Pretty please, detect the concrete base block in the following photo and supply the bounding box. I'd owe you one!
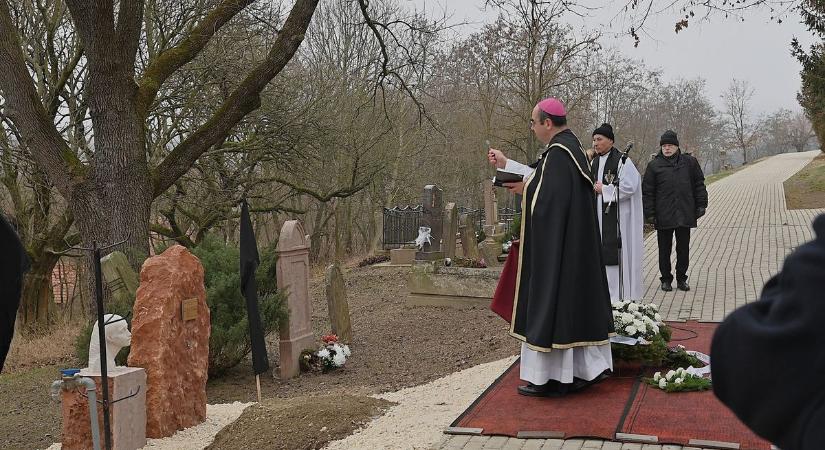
[61,367,147,450]
[390,248,416,265]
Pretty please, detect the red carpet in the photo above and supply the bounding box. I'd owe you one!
[451,321,772,449]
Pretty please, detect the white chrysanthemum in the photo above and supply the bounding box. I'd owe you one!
[342,345,351,357]
[653,372,661,381]
[332,350,346,367]
[676,367,685,375]
[674,378,684,385]
[665,370,677,381]
[317,349,330,359]
[625,325,637,336]
[628,303,639,312]
[658,378,667,389]
[622,312,635,322]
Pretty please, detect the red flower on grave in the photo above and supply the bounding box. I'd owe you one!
[322,334,339,344]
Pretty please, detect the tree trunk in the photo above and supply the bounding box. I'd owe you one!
[17,254,60,331]
[68,112,152,315]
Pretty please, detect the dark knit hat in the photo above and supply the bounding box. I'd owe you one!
[660,130,679,147]
[592,123,614,141]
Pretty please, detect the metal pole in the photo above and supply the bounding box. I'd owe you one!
[92,242,113,450]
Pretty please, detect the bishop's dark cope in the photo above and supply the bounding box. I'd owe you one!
[510,129,614,351]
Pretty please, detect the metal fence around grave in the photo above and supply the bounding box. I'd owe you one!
[382,205,521,249]
[498,207,518,235]
[382,206,422,249]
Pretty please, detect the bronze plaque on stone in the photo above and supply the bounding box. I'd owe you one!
[181,298,198,321]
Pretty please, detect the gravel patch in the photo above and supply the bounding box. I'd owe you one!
[323,356,517,450]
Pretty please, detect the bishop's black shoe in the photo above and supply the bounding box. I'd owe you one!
[517,380,562,397]
[571,370,612,392]
[661,281,673,292]
[677,280,691,291]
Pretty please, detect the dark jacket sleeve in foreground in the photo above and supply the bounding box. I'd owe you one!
[642,162,656,221]
[690,156,708,210]
[711,214,825,450]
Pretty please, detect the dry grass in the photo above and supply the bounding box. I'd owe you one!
[784,154,825,210]
[3,320,82,374]
[705,156,770,185]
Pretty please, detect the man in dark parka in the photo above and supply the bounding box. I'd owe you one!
[642,130,708,292]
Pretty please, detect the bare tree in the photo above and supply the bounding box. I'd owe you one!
[723,78,759,165]
[0,0,440,313]
[0,0,83,328]
[785,110,816,152]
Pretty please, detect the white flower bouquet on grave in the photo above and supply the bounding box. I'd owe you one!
[610,300,672,365]
[647,367,712,393]
[610,300,664,343]
[300,334,351,373]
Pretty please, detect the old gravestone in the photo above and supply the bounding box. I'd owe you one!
[127,245,210,439]
[325,263,352,343]
[275,220,315,379]
[101,251,139,305]
[459,215,481,261]
[443,202,458,260]
[415,185,444,261]
[483,180,499,235]
[478,237,503,268]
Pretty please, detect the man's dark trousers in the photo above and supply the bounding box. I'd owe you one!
[657,227,690,283]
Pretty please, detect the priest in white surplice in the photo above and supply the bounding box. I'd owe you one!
[590,123,644,301]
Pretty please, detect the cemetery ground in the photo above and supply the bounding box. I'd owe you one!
[0,264,519,450]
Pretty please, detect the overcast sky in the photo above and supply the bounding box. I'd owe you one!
[407,0,813,116]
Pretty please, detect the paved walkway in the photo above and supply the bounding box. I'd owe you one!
[436,151,824,450]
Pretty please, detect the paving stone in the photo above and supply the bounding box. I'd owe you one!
[540,438,565,450]
[582,439,605,449]
[561,439,585,450]
[484,436,511,449]
[619,444,642,450]
[502,437,526,450]
[521,440,545,450]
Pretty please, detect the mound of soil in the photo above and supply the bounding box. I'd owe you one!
[206,395,394,450]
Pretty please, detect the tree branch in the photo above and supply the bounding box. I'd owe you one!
[116,0,145,69]
[150,222,197,247]
[151,0,320,198]
[0,0,86,194]
[136,0,255,116]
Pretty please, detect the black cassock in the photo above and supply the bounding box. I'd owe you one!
[711,213,825,450]
[509,129,614,351]
[590,147,621,266]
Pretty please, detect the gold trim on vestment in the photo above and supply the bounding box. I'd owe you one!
[508,155,542,334]
[508,332,618,353]
[550,142,594,187]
